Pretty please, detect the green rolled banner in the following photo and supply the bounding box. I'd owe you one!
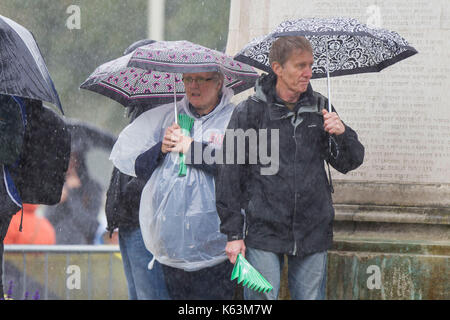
[177,114,194,177]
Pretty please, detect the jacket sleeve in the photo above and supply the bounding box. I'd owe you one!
[134,141,167,181]
[326,118,365,174]
[185,141,218,176]
[215,102,247,241]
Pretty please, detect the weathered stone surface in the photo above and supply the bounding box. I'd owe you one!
[327,238,449,300]
[332,181,450,207]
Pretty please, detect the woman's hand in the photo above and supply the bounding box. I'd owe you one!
[161,122,193,154]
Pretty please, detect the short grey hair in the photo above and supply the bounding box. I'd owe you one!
[269,36,313,66]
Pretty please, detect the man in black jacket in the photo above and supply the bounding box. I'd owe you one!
[216,36,364,300]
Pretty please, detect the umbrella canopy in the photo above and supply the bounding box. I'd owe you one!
[64,117,116,189]
[80,52,186,108]
[81,40,259,110]
[234,17,418,78]
[123,39,156,55]
[64,117,116,153]
[128,40,259,94]
[0,15,63,113]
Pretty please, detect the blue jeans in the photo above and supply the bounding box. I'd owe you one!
[244,247,327,300]
[118,227,170,300]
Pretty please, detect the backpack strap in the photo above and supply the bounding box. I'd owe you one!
[245,93,334,193]
[246,96,265,129]
[313,92,335,193]
[12,96,27,127]
[7,97,28,231]
[313,91,327,113]
[2,165,22,208]
[2,97,27,230]
[236,96,265,215]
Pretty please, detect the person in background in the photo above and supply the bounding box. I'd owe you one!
[45,152,103,245]
[4,204,55,245]
[44,117,115,245]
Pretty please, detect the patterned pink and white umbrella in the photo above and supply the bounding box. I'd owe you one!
[80,52,185,108]
[81,41,258,109]
[128,40,259,94]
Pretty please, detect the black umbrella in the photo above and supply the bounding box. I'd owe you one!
[64,117,116,189]
[64,118,116,153]
[0,15,63,114]
[234,17,418,112]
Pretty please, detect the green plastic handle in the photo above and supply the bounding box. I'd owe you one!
[178,128,191,177]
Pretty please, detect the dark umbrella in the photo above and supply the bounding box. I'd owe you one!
[234,17,418,112]
[64,118,116,153]
[0,15,63,114]
[64,118,116,190]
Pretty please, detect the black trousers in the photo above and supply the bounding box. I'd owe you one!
[0,214,12,299]
[162,259,236,300]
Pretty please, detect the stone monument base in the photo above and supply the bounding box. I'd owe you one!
[277,181,450,300]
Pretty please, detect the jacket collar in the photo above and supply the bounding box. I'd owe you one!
[253,73,318,121]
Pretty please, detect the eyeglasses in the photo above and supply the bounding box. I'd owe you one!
[182,76,217,85]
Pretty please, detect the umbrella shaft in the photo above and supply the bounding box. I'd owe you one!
[174,77,178,124]
[326,44,332,113]
[325,43,332,153]
[327,70,332,113]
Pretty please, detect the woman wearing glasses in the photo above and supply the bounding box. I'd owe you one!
[110,71,236,299]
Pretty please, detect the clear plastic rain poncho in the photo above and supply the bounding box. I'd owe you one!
[110,87,234,271]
